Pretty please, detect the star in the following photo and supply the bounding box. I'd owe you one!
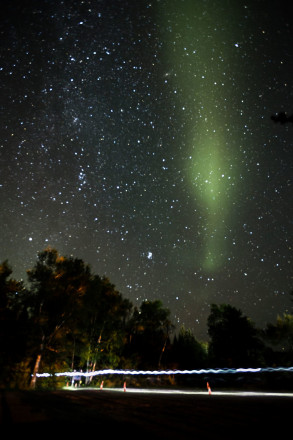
[0,0,292,339]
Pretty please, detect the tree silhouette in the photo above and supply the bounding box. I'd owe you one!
[79,275,132,374]
[0,260,28,387]
[125,300,174,368]
[27,248,92,388]
[264,314,293,366]
[25,248,134,387]
[207,304,264,367]
[1,247,293,390]
[171,326,207,369]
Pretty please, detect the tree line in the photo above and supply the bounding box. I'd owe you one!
[0,248,292,390]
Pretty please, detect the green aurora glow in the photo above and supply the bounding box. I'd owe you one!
[158,1,244,271]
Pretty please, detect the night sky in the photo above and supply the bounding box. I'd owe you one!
[1,0,292,339]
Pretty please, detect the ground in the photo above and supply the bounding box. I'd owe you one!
[1,388,292,438]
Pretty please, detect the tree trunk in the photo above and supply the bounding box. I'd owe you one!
[30,353,42,389]
[158,338,167,368]
[71,337,76,370]
[30,336,45,389]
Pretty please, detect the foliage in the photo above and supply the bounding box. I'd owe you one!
[171,326,207,369]
[0,260,29,388]
[207,304,265,367]
[0,249,291,389]
[123,300,174,368]
[263,314,293,366]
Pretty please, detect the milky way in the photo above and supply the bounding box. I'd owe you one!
[1,0,292,338]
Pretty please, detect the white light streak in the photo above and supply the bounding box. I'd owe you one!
[36,366,293,378]
[91,388,293,398]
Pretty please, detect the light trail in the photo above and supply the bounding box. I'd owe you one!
[36,366,293,378]
[64,387,293,398]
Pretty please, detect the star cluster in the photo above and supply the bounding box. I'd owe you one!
[1,0,292,338]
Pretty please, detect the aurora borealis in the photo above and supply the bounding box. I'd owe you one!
[159,1,258,271]
[1,0,292,338]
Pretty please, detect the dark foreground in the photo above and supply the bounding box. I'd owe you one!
[1,388,293,439]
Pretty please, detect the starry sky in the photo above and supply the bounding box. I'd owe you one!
[1,0,292,339]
